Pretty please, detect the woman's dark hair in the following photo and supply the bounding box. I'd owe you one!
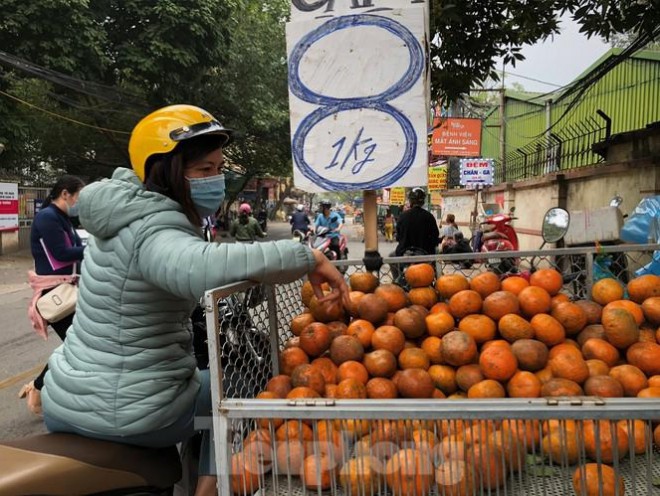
[145,134,225,226]
[446,214,456,224]
[42,175,85,208]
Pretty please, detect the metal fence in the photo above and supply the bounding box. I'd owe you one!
[17,186,49,250]
[203,244,660,496]
[494,112,610,184]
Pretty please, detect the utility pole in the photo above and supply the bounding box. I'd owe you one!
[499,61,506,182]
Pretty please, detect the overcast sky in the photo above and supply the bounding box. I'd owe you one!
[499,14,612,93]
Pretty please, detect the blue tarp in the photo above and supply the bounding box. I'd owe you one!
[621,195,660,276]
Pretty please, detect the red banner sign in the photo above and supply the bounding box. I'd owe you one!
[0,182,19,232]
[432,118,482,157]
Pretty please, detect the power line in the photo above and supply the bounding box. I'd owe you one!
[475,29,660,140]
[523,25,660,138]
[0,50,147,109]
[496,70,563,88]
[0,89,131,135]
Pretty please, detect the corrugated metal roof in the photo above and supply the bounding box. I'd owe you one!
[477,46,660,177]
[478,48,660,118]
[504,90,547,104]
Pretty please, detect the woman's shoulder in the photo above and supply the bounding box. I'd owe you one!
[34,204,61,225]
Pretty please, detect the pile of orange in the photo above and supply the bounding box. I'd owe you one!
[230,266,660,495]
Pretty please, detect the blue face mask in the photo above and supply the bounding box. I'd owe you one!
[186,174,226,218]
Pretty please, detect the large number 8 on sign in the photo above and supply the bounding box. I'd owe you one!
[289,14,425,191]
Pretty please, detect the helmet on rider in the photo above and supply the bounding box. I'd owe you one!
[320,200,332,210]
[296,204,304,212]
[408,187,426,206]
[128,104,233,182]
[239,203,252,215]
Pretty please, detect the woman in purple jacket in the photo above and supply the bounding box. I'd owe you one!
[19,175,85,414]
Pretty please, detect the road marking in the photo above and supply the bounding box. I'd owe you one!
[0,365,43,391]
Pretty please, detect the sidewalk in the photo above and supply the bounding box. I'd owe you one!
[0,250,32,294]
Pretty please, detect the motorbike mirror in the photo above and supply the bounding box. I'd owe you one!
[541,207,570,244]
[609,195,623,208]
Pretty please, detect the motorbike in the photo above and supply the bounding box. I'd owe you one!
[256,210,268,232]
[1,285,268,496]
[462,207,570,281]
[309,226,349,264]
[561,195,630,298]
[471,208,520,274]
[292,228,311,244]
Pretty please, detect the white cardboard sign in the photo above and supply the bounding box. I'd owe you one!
[459,158,495,189]
[0,182,19,232]
[290,0,428,21]
[286,3,430,192]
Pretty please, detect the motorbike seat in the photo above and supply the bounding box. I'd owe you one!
[482,231,508,241]
[0,433,181,495]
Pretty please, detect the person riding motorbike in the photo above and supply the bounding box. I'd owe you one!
[38,104,349,496]
[394,188,440,256]
[390,188,439,283]
[256,208,268,232]
[290,204,311,236]
[230,203,266,242]
[315,200,344,260]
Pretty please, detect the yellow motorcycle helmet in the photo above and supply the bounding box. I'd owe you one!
[128,104,233,181]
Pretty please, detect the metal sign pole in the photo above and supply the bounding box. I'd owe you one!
[362,190,382,272]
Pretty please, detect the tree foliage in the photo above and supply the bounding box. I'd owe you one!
[1,0,658,185]
[202,0,292,181]
[431,0,660,101]
[610,33,660,51]
[0,0,288,184]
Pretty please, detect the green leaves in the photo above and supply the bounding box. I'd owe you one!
[429,0,660,102]
[2,0,658,183]
[0,0,294,183]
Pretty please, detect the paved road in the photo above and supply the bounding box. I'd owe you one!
[0,253,57,440]
[0,219,383,441]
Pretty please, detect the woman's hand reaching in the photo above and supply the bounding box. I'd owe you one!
[307,249,350,308]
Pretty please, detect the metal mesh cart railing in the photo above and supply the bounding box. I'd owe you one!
[203,244,660,496]
[215,399,660,496]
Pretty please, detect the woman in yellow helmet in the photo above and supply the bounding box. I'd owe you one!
[40,105,349,495]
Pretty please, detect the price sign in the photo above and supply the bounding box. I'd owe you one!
[390,187,406,206]
[459,158,494,188]
[287,2,430,192]
[432,118,482,157]
[427,165,447,191]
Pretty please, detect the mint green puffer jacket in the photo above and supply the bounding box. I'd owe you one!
[42,168,315,437]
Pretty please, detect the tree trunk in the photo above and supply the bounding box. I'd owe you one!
[270,180,294,220]
[220,174,252,230]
